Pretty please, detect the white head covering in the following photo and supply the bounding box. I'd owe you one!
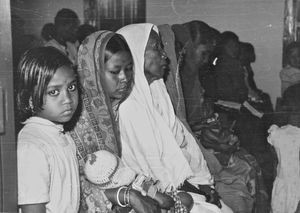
[117,23,212,192]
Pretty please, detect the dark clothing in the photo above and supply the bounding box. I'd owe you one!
[215,55,248,103]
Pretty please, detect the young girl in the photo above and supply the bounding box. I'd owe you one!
[268,83,300,213]
[16,46,80,213]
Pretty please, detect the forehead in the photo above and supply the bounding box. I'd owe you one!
[48,65,76,86]
[106,51,132,65]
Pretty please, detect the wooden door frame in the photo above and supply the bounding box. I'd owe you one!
[0,0,18,211]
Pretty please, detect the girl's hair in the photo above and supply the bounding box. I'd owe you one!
[104,34,131,63]
[16,46,73,121]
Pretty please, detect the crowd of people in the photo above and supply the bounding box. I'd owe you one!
[14,7,300,213]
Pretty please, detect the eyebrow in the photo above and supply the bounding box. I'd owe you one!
[47,79,77,89]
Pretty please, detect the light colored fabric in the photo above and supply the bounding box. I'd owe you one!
[280,65,300,95]
[69,31,122,213]
[117,23,233,213]
[117,23,193,192]
[268,124,300,213]
[150,79,213,186]
[18,116,80,213]
[45,39,79,65]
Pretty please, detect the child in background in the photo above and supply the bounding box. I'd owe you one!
[41,23,55,43]
[268,83,300,213]
[16,46,80,213]
[280,41,300,95]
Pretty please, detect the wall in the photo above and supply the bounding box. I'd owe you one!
[11,0,284,105]
[11,0,83,37]
[147,0,284,106]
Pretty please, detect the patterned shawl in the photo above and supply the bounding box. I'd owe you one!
[70,31,121,162]
[69,31,123,212]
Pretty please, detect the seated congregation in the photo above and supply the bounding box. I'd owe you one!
[15,7,300,213]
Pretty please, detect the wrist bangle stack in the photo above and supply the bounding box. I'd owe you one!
[116,186,131,207]
[124,187,131,207]
[116,186,127,207]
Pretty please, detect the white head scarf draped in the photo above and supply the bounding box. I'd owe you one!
[117,23,213,191]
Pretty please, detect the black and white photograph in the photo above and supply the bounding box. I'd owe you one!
[1,0,299,212]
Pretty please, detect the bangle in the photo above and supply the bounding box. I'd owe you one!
[124,187,131,207]
[116,186,127,207]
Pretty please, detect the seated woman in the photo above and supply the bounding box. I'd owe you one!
[163,23,269,213]
[69,31,163,213]
[239,41,273,114]
[212,31,275,196]
[117,23,234,213]
[214,31,248,103]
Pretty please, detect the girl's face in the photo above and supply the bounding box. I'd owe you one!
[36,65,79,124]
[102,50,133,99]
[288,47,300,68]
[144,30,168,84]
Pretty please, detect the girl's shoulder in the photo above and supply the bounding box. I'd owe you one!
[18,117,60,150]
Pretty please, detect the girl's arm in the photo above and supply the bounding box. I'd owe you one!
[20,203,46,213]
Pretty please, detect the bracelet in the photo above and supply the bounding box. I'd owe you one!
[124,187,131,207]
[116,186,127,207]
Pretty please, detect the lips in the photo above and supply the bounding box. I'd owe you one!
[118,83,128,91]
[62,108,73,116]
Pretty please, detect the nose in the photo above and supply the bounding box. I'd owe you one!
[119,69,127,82]
[62,90,72,104]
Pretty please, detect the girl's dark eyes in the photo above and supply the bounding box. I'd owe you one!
[68,83,77,91]
[47,83,77,96]
[48,90,59,96]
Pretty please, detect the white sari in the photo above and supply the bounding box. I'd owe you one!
[117,23,232,213]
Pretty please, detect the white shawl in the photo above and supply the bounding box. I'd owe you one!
[117,23,212,192]
[150,79,213,186]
